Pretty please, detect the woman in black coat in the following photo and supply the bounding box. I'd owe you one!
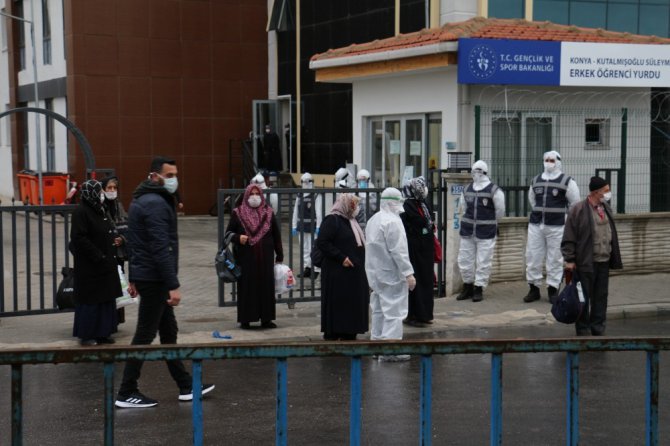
[317,193,369,340]
[71,180,122,345]
[401,177,435,327]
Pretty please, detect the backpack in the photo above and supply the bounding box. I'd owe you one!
[551,271,585,324]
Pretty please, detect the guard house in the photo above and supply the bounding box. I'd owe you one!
[309,17,670,215]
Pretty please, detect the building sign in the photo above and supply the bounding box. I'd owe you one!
[458,38,560,85]
[458,38,670,87]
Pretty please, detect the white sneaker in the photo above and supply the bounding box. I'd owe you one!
[378,355,411,362]
[178,383,216,401]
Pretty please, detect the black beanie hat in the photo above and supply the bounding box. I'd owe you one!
[589,176,608,192]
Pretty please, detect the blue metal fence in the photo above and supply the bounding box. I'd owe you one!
[1,337,667,446]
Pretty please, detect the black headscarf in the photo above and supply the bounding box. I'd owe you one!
[80,180,104,213]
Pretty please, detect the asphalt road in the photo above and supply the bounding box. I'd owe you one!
[1,316,669,445]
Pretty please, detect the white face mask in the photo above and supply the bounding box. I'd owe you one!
[302,181,313,189]
[601,191,612,203]
[352,205,360,217]
[248,195,262,208]
[104,191,117,200]
[472,172,485,183]
[157,174,178,194]
[544,161,557,173]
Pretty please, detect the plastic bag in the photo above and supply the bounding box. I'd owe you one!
[56,266,75,310]
[274,264,295,295]
[116,265,138,309]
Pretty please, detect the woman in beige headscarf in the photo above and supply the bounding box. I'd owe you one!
[316,193,369,340]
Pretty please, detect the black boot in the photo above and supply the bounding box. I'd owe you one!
[547,286,558,303]
[523,284,541,303]
[456,283,474,301]
[299,267,312,278]
[472,286,483,302]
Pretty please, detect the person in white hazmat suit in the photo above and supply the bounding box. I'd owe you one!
[365,187,416,362]
[292,172,323,279]
[456,161,505,302]
[250,173,278,213]
[355,169,377,229]
[523,150,580,303]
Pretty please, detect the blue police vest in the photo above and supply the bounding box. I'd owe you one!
[459,182,499,239]
[297,194,316,232]
[529,173,571,226]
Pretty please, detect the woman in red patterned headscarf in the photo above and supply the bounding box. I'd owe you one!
[226,184,284,329]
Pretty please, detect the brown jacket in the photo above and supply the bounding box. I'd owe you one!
[561,199,623,273]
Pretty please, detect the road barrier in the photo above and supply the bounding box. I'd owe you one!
[1,336,667,445]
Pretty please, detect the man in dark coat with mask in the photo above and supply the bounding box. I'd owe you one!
[561,176,623,336]
[115,156,215,408]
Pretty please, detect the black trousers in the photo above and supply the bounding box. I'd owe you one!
[118,281,191,396]
[576,261,610,335]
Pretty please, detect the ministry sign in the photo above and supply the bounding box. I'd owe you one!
[458,38,670,87]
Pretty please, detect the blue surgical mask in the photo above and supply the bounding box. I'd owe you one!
[358,180,368,189]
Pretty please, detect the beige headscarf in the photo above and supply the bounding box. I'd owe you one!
[330,193,365,247]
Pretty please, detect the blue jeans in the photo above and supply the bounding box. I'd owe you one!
[118,281,191,396]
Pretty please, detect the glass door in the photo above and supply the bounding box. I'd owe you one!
[368,115,427,187]
[252,100,280,169]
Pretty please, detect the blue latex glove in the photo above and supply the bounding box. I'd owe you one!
[212,331,232,339]
[292,228,298,236]
[315,227,320,236]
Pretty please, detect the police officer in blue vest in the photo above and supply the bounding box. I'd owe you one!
[456,160,505,302]
[292,172,323,279]
[523,150,580,303]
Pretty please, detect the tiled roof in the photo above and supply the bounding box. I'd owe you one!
[311,16,670,62]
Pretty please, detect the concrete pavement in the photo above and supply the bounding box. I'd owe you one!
[1,216,668,349]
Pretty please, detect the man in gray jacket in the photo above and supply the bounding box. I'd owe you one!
[561,176,622,336]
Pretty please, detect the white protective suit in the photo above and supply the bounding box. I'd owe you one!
[292,173,322,270]
[525,151,580,289]
[365,188,415,341]
[251,173,278,213]
[457,161,505,288]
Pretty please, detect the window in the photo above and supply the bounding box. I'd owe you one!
[41,0,51,64]
[585,118,610,150]
[45,98,54,170]
[1,8,7,51]
[15,0,25,70]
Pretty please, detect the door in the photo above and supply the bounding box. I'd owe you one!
[369,115,426,187]
[252,100,281,169]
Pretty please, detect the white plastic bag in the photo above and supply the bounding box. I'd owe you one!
[116,265,138,308]
[274,264,295,295]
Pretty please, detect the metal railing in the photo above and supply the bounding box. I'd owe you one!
[0,201,75,316]
[1,337,666,446]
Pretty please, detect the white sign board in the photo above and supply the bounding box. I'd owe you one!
[561,42,670,87]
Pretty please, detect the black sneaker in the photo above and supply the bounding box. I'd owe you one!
[115,392,158,408]
[178,383,216,402]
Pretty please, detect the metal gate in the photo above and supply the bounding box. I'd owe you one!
[0,201,74,316]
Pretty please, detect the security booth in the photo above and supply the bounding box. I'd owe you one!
[310,17,670,295]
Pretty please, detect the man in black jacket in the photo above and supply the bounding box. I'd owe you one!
[115,156,214,408]
[561,176,623,336]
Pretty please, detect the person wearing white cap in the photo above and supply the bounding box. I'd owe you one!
[523,150,580,303]
[335,167,354,189]
[250,173,278,213]
[355,168,377,229]
[365,187,415,362]
[456,161,505,302]
[292,172,322,279]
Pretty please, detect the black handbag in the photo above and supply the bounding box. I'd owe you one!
[56,266,76,310]
[551,271,585,324]
[216,232,242,283]
[310,243,324,268]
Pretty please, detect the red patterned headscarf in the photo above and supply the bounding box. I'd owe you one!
[233,184,274,246]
